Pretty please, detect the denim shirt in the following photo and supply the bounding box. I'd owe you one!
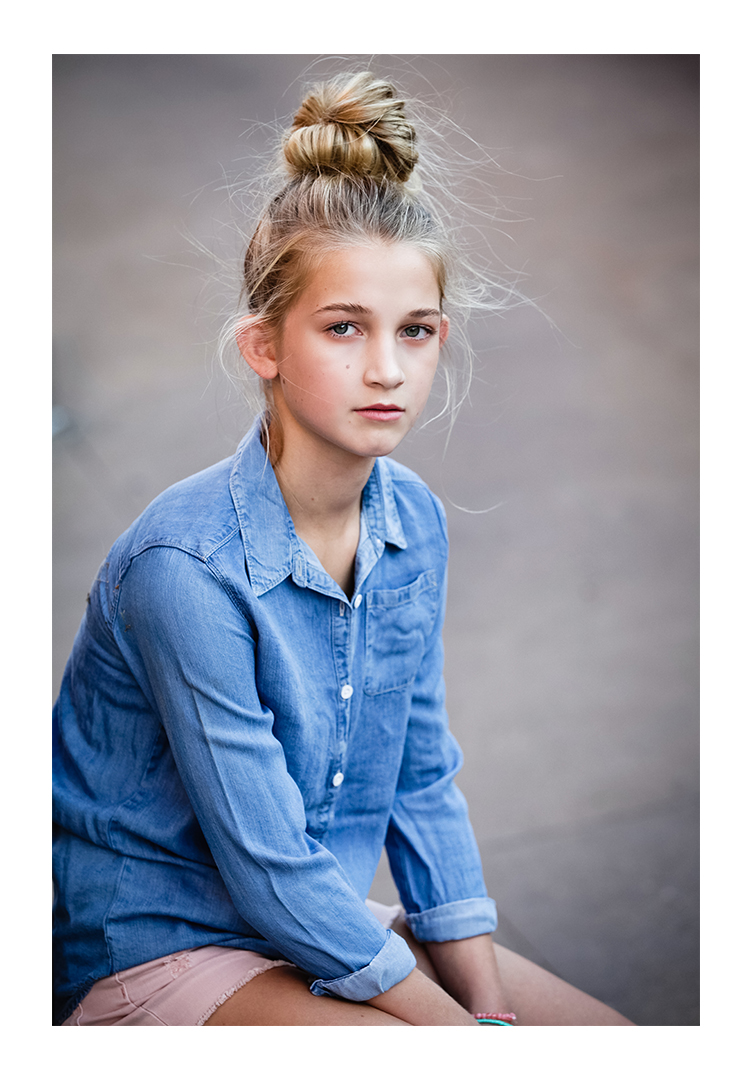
[53,420,497,1024]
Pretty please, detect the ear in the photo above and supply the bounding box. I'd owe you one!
[439,313,450,348]
[236,316,279,380]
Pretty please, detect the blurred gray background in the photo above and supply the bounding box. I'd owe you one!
[53,54,699,1025]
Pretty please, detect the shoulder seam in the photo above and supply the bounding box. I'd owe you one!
[117,534,250,624]
[125,523,242,565]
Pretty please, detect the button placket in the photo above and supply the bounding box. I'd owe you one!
[329,595,355,804]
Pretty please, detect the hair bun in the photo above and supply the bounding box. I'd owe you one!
[283,72,419,184]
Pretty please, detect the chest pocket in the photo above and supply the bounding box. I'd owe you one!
[364,569,440,695]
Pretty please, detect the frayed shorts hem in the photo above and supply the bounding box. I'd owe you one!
[195,958,295,1026]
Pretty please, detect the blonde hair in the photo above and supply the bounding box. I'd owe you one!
[221,70,518,438]
[241,73,448,326]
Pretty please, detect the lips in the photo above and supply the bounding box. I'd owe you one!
[354,404,405,422]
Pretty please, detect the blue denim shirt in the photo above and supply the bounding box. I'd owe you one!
[53,420,497,1024]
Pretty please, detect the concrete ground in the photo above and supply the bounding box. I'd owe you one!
[53,55,699,1026]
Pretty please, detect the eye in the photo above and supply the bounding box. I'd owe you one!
[328,322,356,337]
[402,325,433,340]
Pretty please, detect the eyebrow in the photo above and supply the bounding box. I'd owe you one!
[313,303,442,319]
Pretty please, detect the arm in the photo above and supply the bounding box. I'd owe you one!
[368,967,478,1026]
[381,517,503,1012]
[425,935,510,1016]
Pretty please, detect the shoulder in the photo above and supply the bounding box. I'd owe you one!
[81,453,247,637]
[118,454,241,565]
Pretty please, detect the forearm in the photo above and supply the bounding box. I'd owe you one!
[367,967,477,1026]
[425,933,511,1016]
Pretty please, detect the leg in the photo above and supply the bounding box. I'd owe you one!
[489,942,634,1026]
[390,915,633,1026]
[203,964,409,1026]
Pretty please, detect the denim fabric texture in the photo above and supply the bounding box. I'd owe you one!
[53,419,497,1024]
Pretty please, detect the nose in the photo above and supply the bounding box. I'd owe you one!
[364,334,405,389]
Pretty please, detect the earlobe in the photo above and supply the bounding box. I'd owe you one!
[236,316,278,380]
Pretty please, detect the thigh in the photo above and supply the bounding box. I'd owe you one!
[205,899,411,1026]
[203,964,409,1026]
[490,943,634,1026]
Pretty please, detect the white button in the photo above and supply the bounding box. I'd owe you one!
[340,684,353,699]
[332,772,344,787]
[353,594,362,608]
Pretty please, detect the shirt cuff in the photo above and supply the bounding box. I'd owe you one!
[404,896,498,942]
[309,929,416,1001]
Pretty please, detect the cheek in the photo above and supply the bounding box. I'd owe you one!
[279,358,343,415]
[416,356,439,399]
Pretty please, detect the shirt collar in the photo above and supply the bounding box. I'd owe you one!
[229,418,407,598]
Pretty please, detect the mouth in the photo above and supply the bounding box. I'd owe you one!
[354,403,405,422]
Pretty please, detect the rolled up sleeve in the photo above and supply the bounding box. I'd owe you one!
[309,929,415,1000]
[404,897,498,942]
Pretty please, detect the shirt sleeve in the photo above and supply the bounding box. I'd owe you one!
[384,538,498,943]
[113,544,416,1001]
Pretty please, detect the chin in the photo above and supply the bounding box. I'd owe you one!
[361,434,405,458]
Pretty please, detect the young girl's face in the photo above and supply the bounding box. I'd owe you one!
[265,242,449,465]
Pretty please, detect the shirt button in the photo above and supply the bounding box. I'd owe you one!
[332,772,344,787]
[340,684,353,699]
[353,594,363,609]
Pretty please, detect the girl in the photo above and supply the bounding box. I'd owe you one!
[53,71,633,1027]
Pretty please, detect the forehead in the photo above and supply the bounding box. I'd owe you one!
[299,243,441,309]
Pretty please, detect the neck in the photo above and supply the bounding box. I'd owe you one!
[266,421,374,596]
[272,425,373,525]
[274,451,372,534]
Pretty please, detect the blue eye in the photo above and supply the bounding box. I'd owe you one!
[331,322,351,336]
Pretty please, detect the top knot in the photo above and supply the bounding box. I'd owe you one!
[283,72,419,184]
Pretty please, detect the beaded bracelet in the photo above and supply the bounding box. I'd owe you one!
[474,1012,517,1026]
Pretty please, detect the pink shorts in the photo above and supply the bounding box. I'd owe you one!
[62,899,403,1026]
